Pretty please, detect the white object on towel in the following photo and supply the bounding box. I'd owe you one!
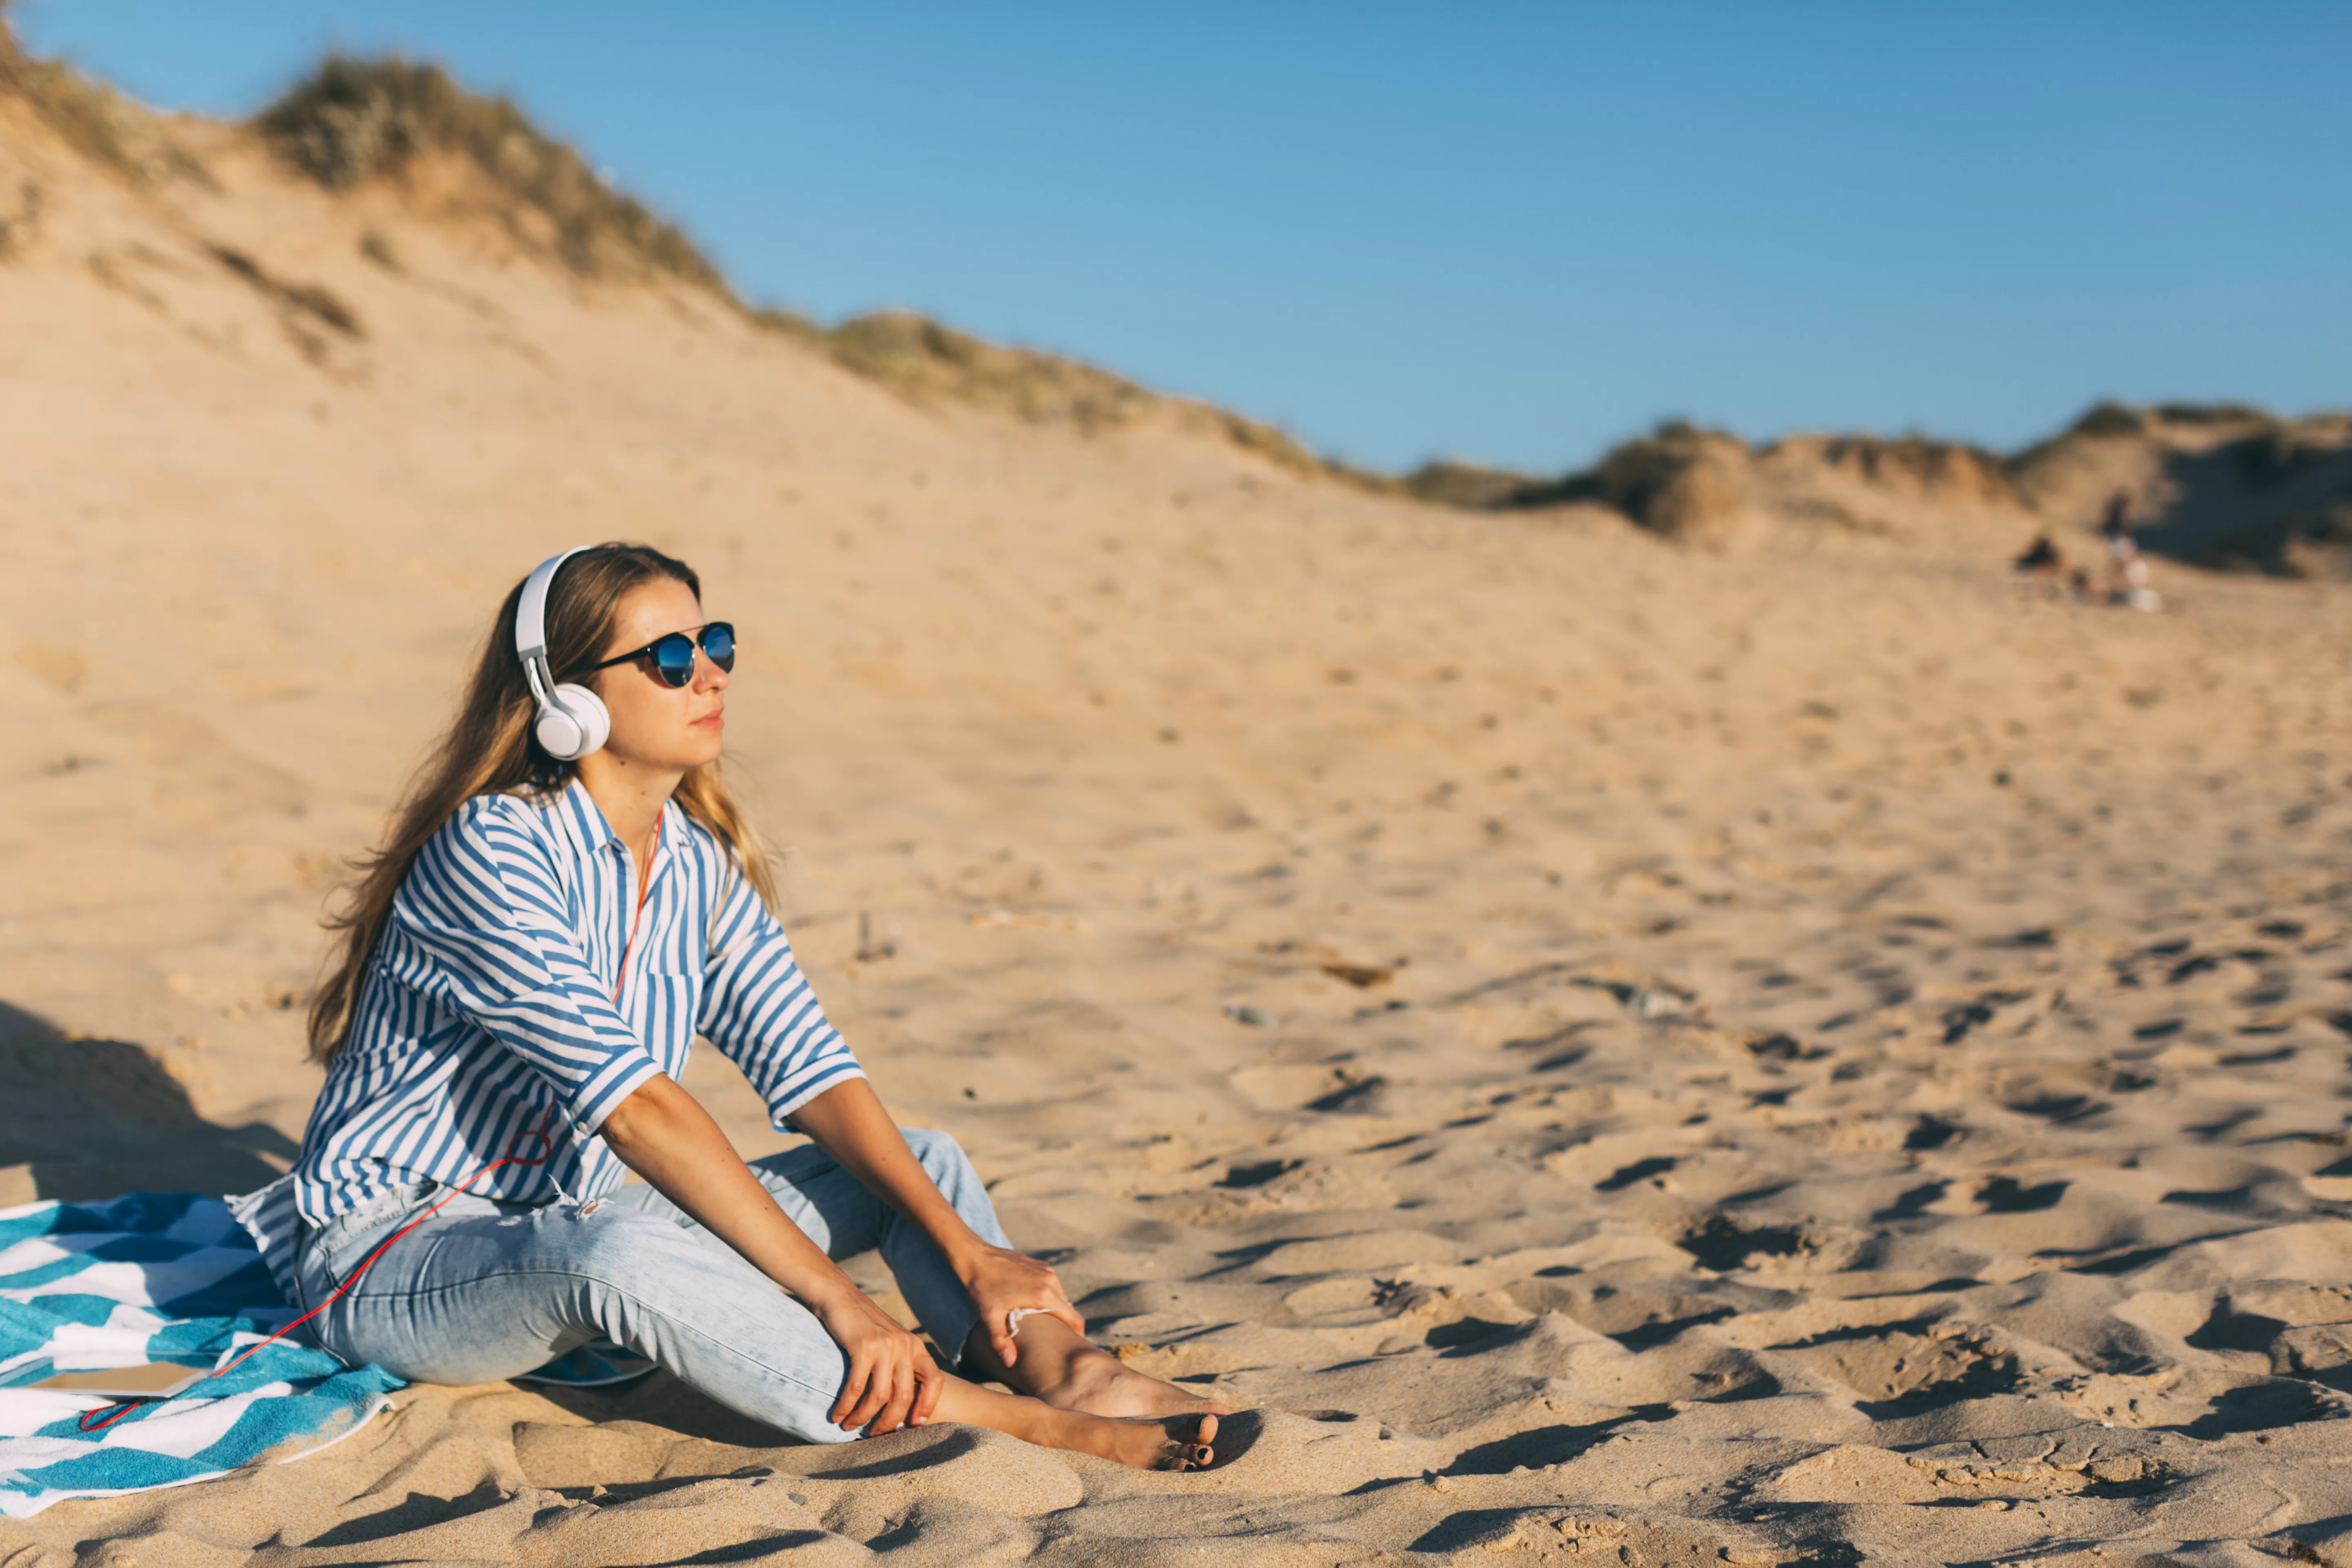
[49,1323,165,1372]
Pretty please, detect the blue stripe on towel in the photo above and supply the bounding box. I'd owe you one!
[0,1192,401,1520]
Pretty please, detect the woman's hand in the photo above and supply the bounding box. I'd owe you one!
[958,1244,1085,1368]
[782,1082,1083,1370]
[811,1286,944,1435]
[604,1075,946,1432]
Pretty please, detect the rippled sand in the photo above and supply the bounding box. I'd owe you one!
[5,101,2352,1565]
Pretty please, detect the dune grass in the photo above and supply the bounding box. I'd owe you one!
[247,52,1377,485]
[1400,460,1542,510]
[1501,419,1726,519]
[254,55,720,289]
[0,7,209,187]
[803,308,1375,486]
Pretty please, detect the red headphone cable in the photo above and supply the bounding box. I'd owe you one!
[76,1108,558,1434]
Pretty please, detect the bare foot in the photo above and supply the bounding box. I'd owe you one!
[922,1366,1219,1472]
[1051,1409,1218,1472]
[1035,1347,1237,1420]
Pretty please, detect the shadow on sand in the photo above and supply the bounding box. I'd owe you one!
[2132,430,2352,574]
[0,998,294,1203]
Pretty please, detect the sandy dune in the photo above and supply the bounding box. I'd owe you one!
[5,58,2352,1568]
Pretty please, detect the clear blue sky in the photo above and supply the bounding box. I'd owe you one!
[15,2,2348,474]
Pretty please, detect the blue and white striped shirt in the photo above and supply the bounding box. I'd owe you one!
[287,780,862,1231]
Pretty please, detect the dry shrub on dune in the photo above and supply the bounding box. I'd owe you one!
[248,50,1363,486]
[817,307,1351,483]
[1399,459,1537,510]
[0,6,209,187]
[825,308,1164,431]
[1506,419,1752,541]
[254,54,719,287]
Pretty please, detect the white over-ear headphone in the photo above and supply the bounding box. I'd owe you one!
[516,548,611,762]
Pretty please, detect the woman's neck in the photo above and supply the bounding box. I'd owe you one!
[572,753,680,885]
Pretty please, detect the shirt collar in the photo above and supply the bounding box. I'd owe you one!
[559,775,676,858]
[555,776,618,853]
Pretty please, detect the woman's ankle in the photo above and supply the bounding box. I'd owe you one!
[1028,1401,1095,1452]
[960,1319,1103,1399]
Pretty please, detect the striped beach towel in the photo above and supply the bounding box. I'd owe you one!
[0,1191,400,1519]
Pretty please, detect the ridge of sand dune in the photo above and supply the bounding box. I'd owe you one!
[7,33,2352,1568]
[1419,406,2352,573]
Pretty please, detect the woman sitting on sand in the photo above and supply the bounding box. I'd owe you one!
[268,542,1222,1470]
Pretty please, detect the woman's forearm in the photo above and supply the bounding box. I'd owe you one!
[790,1078,1084,1368]
[598,1072,865,1308]
[604,1073,948,1433]
[789,1079,990,1277]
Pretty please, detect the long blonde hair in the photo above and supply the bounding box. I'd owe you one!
[307,542,778,1063]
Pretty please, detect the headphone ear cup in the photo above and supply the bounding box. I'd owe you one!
[538,683,610,761]
[535,702,585,761]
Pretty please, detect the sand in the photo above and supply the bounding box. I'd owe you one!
[5,84,2352,1568]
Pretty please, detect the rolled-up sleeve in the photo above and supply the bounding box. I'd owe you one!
[698,865,864,1127]
[391,799,664,1134]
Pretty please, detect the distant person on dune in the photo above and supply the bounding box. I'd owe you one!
[2100,490,2160,611]
[2011,533,2066,594]
[234,543,1225,1472]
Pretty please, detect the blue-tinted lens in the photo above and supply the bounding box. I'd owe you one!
[650,633,698,687]
[701,622,735,672]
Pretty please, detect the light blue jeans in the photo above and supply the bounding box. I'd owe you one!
[294,1129,1009,1444]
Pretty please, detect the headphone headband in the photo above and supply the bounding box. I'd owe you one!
[514,547,612,761]
[516,546,590,665]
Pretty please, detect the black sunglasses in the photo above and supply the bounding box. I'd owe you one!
[584,622,736,688]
